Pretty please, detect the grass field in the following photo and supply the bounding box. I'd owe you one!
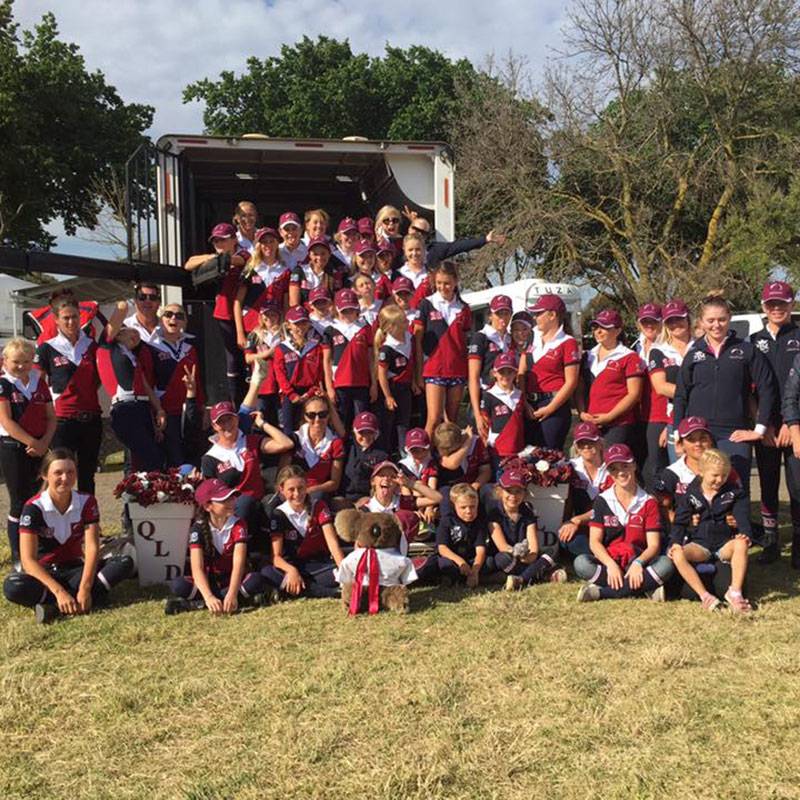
[2,471,800,799]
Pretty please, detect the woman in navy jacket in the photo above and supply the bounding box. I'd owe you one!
[673,294,776,497]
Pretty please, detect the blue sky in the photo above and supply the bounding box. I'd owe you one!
[14,0,569,259]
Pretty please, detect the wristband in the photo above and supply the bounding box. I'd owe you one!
[754,424,767,436]
[633,557,647,568]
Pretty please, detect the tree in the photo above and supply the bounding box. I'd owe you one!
[0,1,153,249]
[183,36,478,142]
[452,0,800,312]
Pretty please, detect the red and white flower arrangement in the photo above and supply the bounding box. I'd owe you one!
[500,447,575,487]
[113,469,202,507]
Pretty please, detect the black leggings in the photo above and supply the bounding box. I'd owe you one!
[110,401,161,472]
[3,555,134,608]
[217,319,246,403]
[261,558,339,598]
[527,399,572,451]
[0,439,42,562]
[168,570,266,600]
[493,550,557,584]
[335,386,370,433]
[642,422,668,493]
[379,383,413,455]
[52,416,102,494]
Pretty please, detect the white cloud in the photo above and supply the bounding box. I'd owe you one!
[13,0,568,255]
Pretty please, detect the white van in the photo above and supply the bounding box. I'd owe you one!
[730,312,800,340]
[461,278,583,332]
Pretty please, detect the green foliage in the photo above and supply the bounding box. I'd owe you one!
[183,36,478,142]
[0,1,153,249]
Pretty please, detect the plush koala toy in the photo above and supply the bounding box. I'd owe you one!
[334,509,417,615]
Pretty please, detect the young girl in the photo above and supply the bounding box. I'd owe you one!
[0,338,56,562]
[273,306,324,431]
[233,200,258,253]
[166,478,269,615]
[288,237,342,307]
[358,216,376,244]
[308,287,335,339]
[633,303,665,490]
[184,222,250,403]
[354,273,383,328]
[363,461,442,551]
[244,302,283,425]
[303,208,330,244]
[376,239,396,282]
[576,444,673,602]
[673,293,776,495]
[521,295,581,450]
[414,261,471,438]
[147,303,204,467]
[468,294,512,438]
[510,311,534,359]
[351,240,392,301]
[374,205,404,266]
[33,295,102,495]
[490,469,567,590]
[3,449,133,622]
[480,353,528,470]
[262,465,344,598]
[332,217,358,268]
[577,309,645,448]
[390,276,418,327]
[559,421,611,560]
[397,233,431,309]
[434,422,492,497]
[97,301,166,472]
[233,227,289,350]
[322,288,377,432]
[669,449,752,612]
[376,304,418,455]
[278,211,308,270]
[649,300,694,464]
[289,394,345,499]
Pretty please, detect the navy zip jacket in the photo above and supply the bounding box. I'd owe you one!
[673,332,776,430]
[750,322,800,426]
[670,475,751,551]
[425,236,488,271]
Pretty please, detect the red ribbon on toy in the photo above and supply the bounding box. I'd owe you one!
[348,547,380,616]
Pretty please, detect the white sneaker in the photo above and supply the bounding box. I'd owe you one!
[504,575,523,592]
[650,585,666,603]
[577,584,601,603]
[549,568,568,584]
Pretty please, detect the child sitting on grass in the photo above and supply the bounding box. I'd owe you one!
[668,449,752,613]
[166,478,269,615]
[489,469,567,591]
[435,483,489,588]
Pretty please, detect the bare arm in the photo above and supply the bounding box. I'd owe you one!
[322,521,345,567]
[650,371,676,399]
[223,542,248,613]
[76,523,100,613]
[258,419,294,455]
[105,300,129,342]
[490,521,511,554]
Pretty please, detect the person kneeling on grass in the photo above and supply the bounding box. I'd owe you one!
[576,444,674,603]
[489,469,567,591]
[3,448,133,623]
[668,449,752,613]
[165,479,270,616]
[434,482,489,588]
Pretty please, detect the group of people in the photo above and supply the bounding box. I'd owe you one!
[2,197,799,622]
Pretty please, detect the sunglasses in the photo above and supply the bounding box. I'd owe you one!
[410,226,430,236]
[383,217,400,224]
[162,310,186,321]
[137,292,159,302]
[305,410,329,420]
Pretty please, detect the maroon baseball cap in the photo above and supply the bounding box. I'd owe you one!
[358,217,375,235]
[353,412,379,432]
[307,236,332,252]
[285,306,310,324]
[489,295,513,313]
[529,294,566,315]
[376,238,394,255]
[210,401,237,424]
[208,223,236,242]
[604,443,635,466]
[258,300,281,316]
[677,416,711,439]
[308,286,331,305]
[637,303,662,322]
[337,217,358,234]
[371,460,400,479]
[405,428,431,450]
[334,288,359,311]
[493,353,518,372]
[761,281,795,303]
[511,310,534,328]
[662,300,689,320]
[279,212,301,229]
[591,309,623,329]
[354,239,376,255]
[195,478,238,505]
[499,469,527,489]
[573,421,601,442]
[392,276,414,294]
[255,226,279,243]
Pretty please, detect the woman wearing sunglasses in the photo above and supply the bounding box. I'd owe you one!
[374,205,404,268]
[147,304,205,467]
[289,394,345,501]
